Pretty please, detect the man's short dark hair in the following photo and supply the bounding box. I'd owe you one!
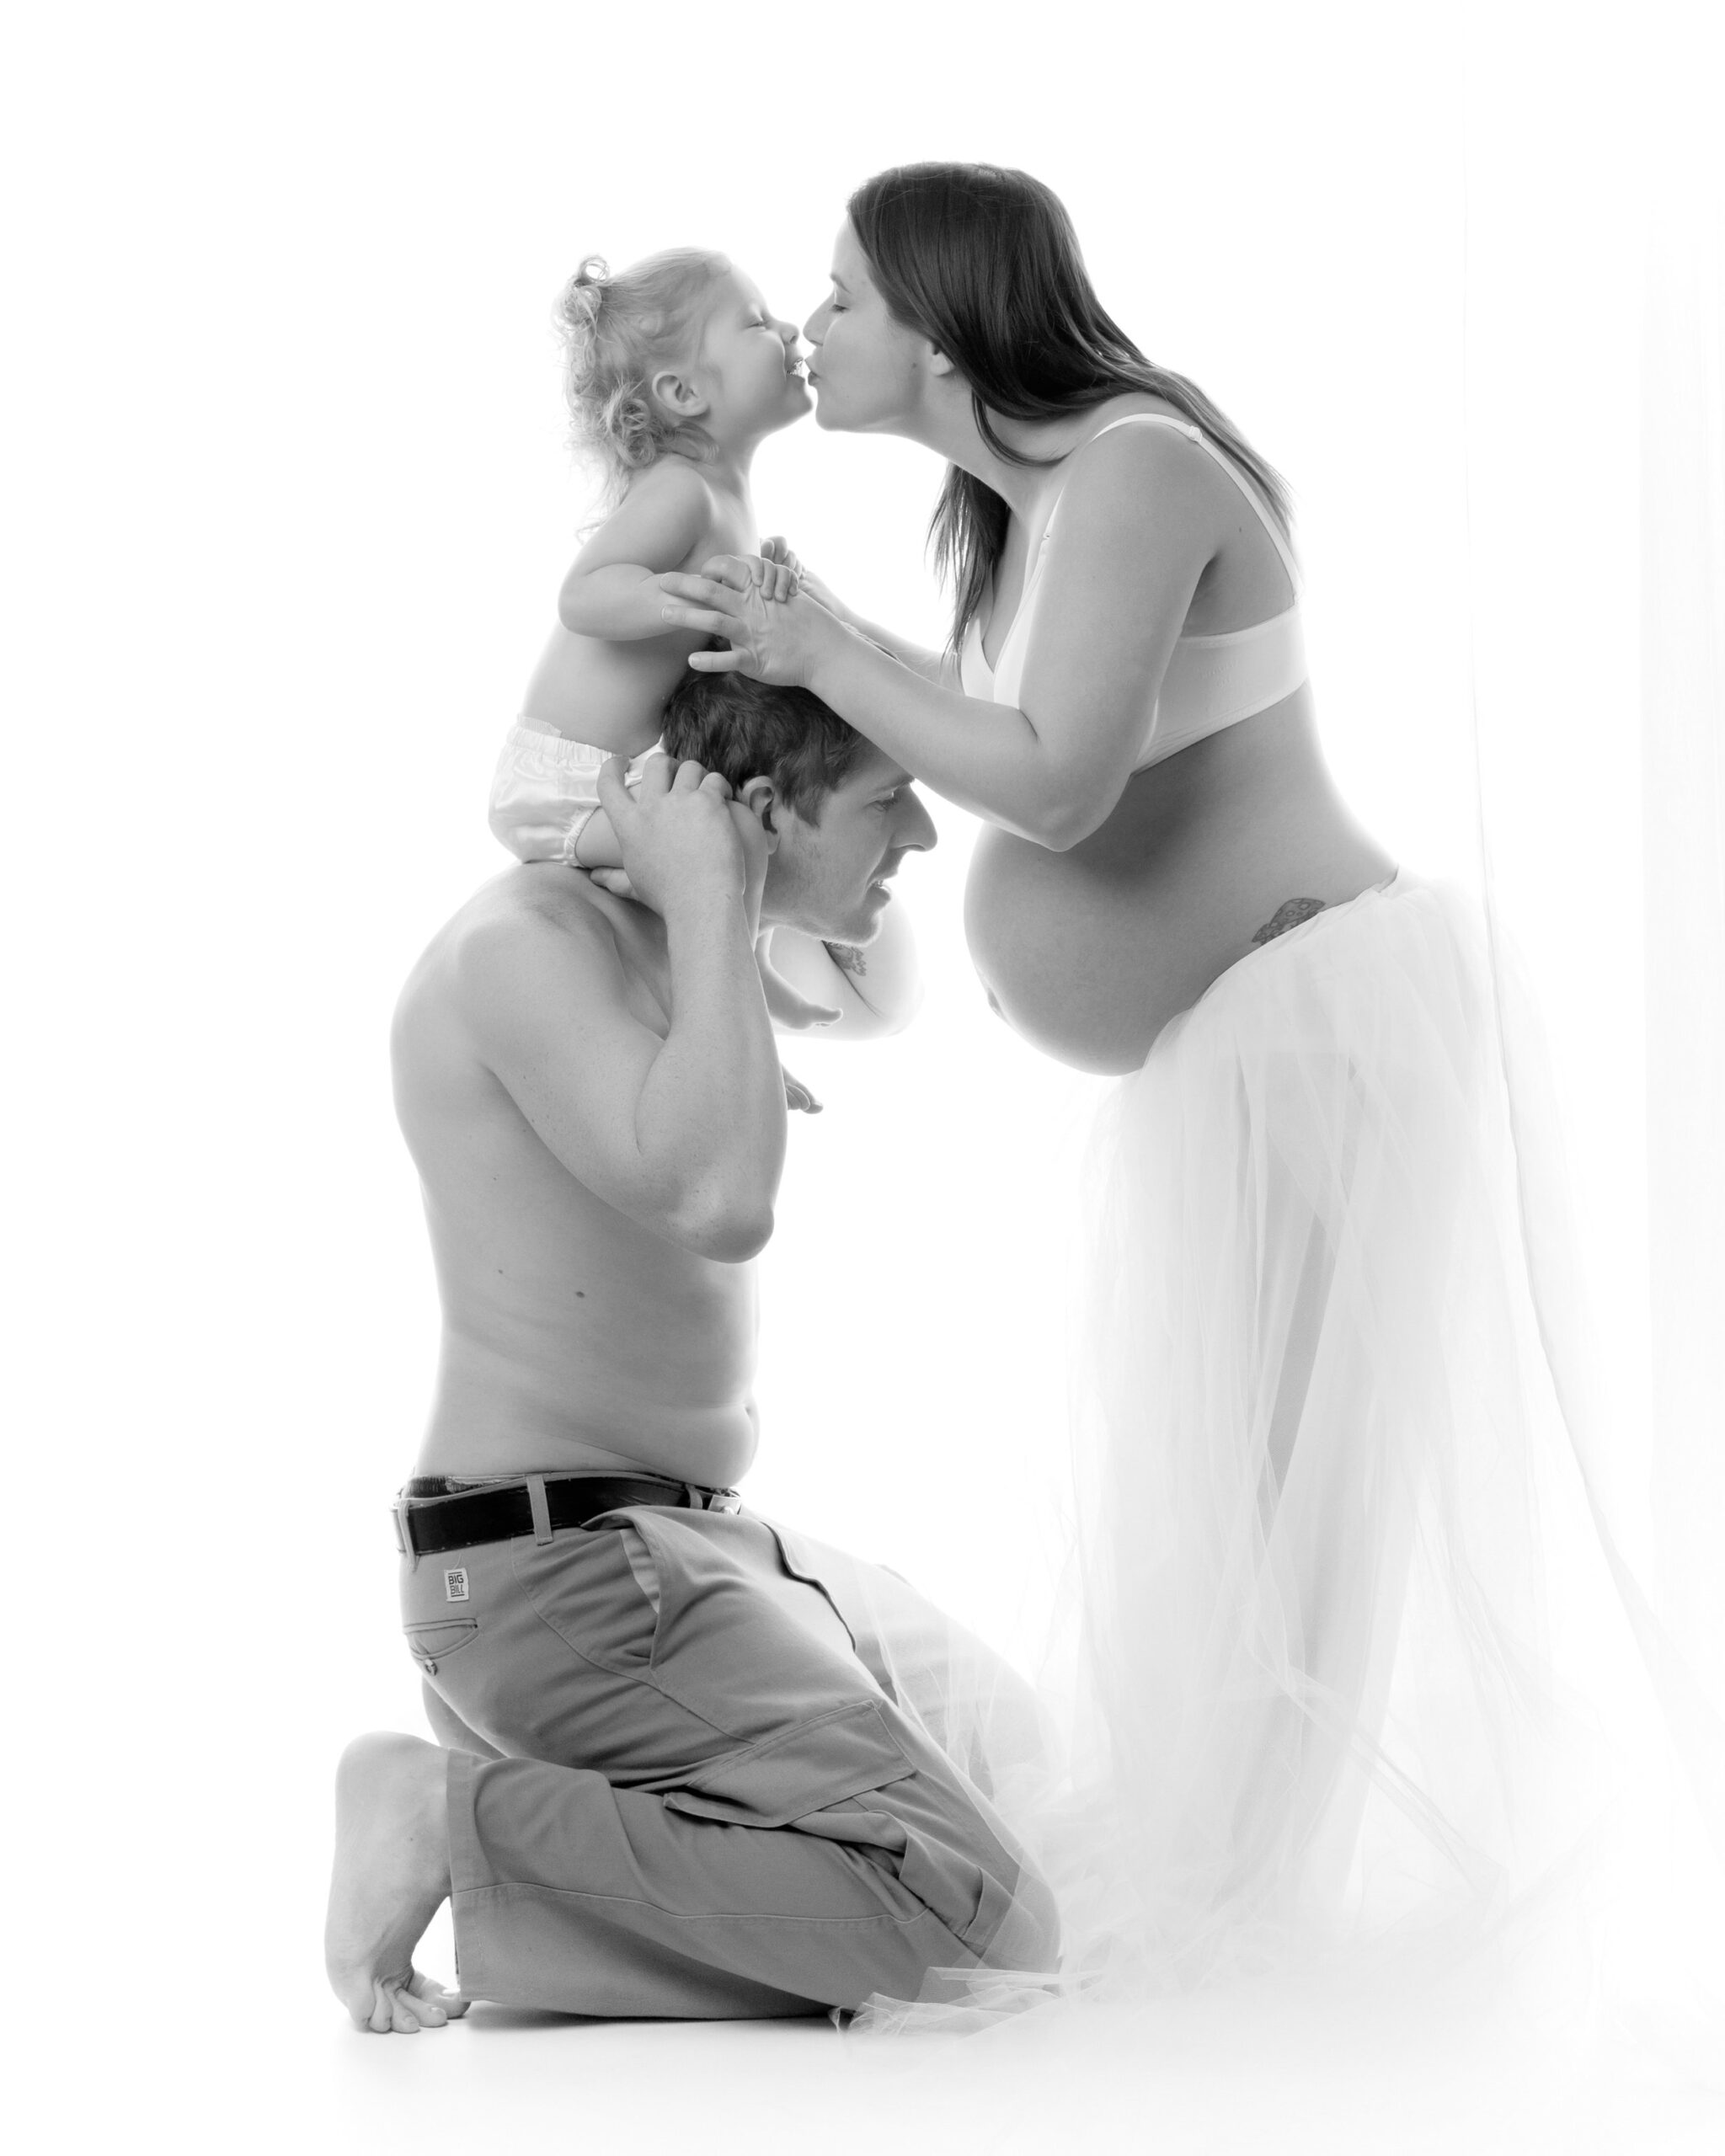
[660,668,867,823]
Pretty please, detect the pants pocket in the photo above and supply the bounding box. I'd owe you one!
[660,1700,916,1830]
[510,1521,661,1671]
[404,1617,481,1672]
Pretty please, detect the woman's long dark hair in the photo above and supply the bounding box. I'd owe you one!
[846,163,1293,654]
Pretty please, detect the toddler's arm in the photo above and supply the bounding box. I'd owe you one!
[559,461,718,640]
[569,531,794,873]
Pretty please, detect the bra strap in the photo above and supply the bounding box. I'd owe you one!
[1053,414,1300,589]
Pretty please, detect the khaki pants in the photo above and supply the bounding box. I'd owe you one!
[399,1497,1059,2019]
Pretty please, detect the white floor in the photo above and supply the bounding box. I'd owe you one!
[289,1993,1722,2156]
[18,1668,1725,2155]
[28,1893,1723,2156]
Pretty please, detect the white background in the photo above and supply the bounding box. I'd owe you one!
[6,3,1717,2150]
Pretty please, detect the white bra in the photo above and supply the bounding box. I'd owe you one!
[959,414,1308,771]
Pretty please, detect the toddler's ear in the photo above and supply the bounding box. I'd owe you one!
[737,775,781,846]
[650,367,709,419]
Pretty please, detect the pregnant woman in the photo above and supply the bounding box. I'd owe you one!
[663,163,1591,2004]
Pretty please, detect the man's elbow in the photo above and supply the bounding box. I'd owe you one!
[668,1198,776,1263]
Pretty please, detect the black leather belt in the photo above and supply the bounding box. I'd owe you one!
[393,1474,742,1557]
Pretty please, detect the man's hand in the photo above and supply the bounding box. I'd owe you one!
[590,795,772,936]
[597,755,757,919]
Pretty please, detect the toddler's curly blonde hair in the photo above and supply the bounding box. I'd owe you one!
[558,249,730,499]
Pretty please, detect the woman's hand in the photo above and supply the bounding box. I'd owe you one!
[659,556,846,687]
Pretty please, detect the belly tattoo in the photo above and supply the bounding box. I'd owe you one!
[1250,897,1329,946]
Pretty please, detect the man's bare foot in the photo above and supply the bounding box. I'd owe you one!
[325,1732,469,2035]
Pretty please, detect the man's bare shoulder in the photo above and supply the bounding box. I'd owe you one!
[395,868,634,1050]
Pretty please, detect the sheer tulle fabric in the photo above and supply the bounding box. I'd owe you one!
[850,873,1641,2031]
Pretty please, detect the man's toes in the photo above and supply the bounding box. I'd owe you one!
[386,1984,425,2035]
[407,1972,467,2021]
[334,1975,384,2032]
[366,1981,405,2035]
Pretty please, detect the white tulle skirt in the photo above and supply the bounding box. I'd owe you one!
[855,869,1705,2036]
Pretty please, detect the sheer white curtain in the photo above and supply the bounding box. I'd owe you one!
[1464,7,1725,2032]
[1639,176,1725,1812]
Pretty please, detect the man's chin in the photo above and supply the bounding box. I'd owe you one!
[767,878,892,947]
[795,894,887,947]
[837,888,893,944]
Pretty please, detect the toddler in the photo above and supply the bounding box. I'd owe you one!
[491,248,809,870]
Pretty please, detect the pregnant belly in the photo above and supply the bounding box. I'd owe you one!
[963,822,1212,1075]
[962,715,1394,1075]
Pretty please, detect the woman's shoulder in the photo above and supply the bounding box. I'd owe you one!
[1049,401,1230,535]
[1060,397,1210,470]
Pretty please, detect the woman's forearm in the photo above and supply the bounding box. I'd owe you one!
[659,566,1124,846]
[831,611,952,686]
[810,624,1094,847]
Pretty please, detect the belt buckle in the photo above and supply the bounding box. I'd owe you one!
[706,1487,743,1515]
[391,1496,416,1557]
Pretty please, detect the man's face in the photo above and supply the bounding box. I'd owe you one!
[761,744,937,944]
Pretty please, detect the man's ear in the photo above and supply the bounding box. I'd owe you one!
[737,775,782,850]
[649,366,710,421]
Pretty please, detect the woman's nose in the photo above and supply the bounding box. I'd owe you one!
[802,301,827,343]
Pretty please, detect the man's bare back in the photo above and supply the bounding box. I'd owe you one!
[393,862,763,1488]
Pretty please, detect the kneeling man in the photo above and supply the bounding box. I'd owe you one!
[326,673,1058,2033]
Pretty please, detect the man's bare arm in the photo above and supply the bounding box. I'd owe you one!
[456,763,787,1260]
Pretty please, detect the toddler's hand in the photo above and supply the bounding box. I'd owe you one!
[761,539,850,622]
[754,537,802,604]
[782,1066,824,1115]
